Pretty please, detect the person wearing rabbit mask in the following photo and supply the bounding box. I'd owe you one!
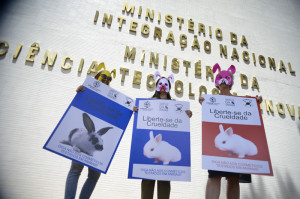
[64,63,118,199]
[133,71,192,199]
[199,63,262,199]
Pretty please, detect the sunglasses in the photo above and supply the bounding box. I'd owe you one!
[100,74,112,81]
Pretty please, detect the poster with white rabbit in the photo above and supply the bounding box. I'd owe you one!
[202,94,273,176]
[44,76,134,174]
[128,98,191,182]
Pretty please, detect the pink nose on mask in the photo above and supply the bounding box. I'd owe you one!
[213,63,236,87]
[158,84,168,92]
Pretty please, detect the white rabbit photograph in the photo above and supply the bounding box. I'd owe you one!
[143,131,182,165]
[214,124,258,158]
[44,106,123,173]
[128,98,191,181]
[202,122,273,175]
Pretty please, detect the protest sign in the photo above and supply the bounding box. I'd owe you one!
[202,94,273,176]
[44,76,134,173]
[128,98,191,181]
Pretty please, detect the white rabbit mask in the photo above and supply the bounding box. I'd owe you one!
[154,71,174,93]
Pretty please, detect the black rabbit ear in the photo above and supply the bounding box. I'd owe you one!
[97,127,113,136]
[83,113,95,133]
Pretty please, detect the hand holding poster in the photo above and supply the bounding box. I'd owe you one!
[128,98,191,181]
[202,94,273,175]
[43,76,134,174]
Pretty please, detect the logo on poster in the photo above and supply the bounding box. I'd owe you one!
[243,99,253,107]
[159,103,169,111]
[93,81,101,88]
[108,89,119,99]
[175,104,183,113]
[125,97,133,107]
[225,99,235,106]
[141,101,153,111]
[206,97,219,105]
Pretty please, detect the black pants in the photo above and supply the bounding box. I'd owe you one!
[141,180,170,199]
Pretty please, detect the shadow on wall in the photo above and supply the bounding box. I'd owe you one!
[244,168,300,199]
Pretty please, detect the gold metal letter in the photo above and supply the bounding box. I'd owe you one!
[278,60,287,73]
[240,74,248,86]
[141,24,150,35]
[122,2,135,14]
[204,40,211,52]
[258,55,266,66]
[25,43,40,62]
[180,34,187,48]
[177,17,184,29]
[199,85,207,97]
[0,40,9,56]
[195,60,201,76]
[102,13,113,26]
[166,31,175,43]
[268,57,276,70]
[42,50,57,67]
[61,56,73,70]
[133,70,142,85]
[150,52,159,66]
[145,8,154,20]
[276,102,285,115]
[251,77,259,90]
[87,61,98,74]
[147,74,155,88]
[242,51,249,62]
[230,32,237,44]
[265,99,274,113]
[231,48,239,61]
[206,66,214,81]
[120,67,129,82]
[13,44,22,59]
[240,35,248,47]
[175,80,183,94]
[219,44,227,57]
[130,20,138,32]
[215,28,222,39]
[124,46,136,61]
[188,19,194,32]
[183,60,191,74]
[153,27,162,39]
[198,23,205,36]
[189,83,195,97]
[286,104,295,117]
[165,14,173,25]
[171,58,180,71]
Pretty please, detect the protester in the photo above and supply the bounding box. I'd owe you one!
[133,71,192,199]
[64,63,116,199]
[199,63,262,199]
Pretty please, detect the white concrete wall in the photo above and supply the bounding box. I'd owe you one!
[0,0,299,198]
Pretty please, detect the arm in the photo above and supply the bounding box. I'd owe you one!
[76,85,85,92]
[133,106,139,112]
[185,110,192,118]
[256,95,262,104]
[199,96,205,105]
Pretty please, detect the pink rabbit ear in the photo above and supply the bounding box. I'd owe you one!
[228,65,236,75]
[154,71,161,81]
[213,63,221,74]
[155,134,162,143]
[167,74,174,83]
[225,127,233,136]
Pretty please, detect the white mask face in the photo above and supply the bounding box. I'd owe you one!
[156,78,170,92]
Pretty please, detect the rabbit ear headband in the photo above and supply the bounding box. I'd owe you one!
[213,63,236,86]
[154,71,174,93]
[96,62,116,85]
